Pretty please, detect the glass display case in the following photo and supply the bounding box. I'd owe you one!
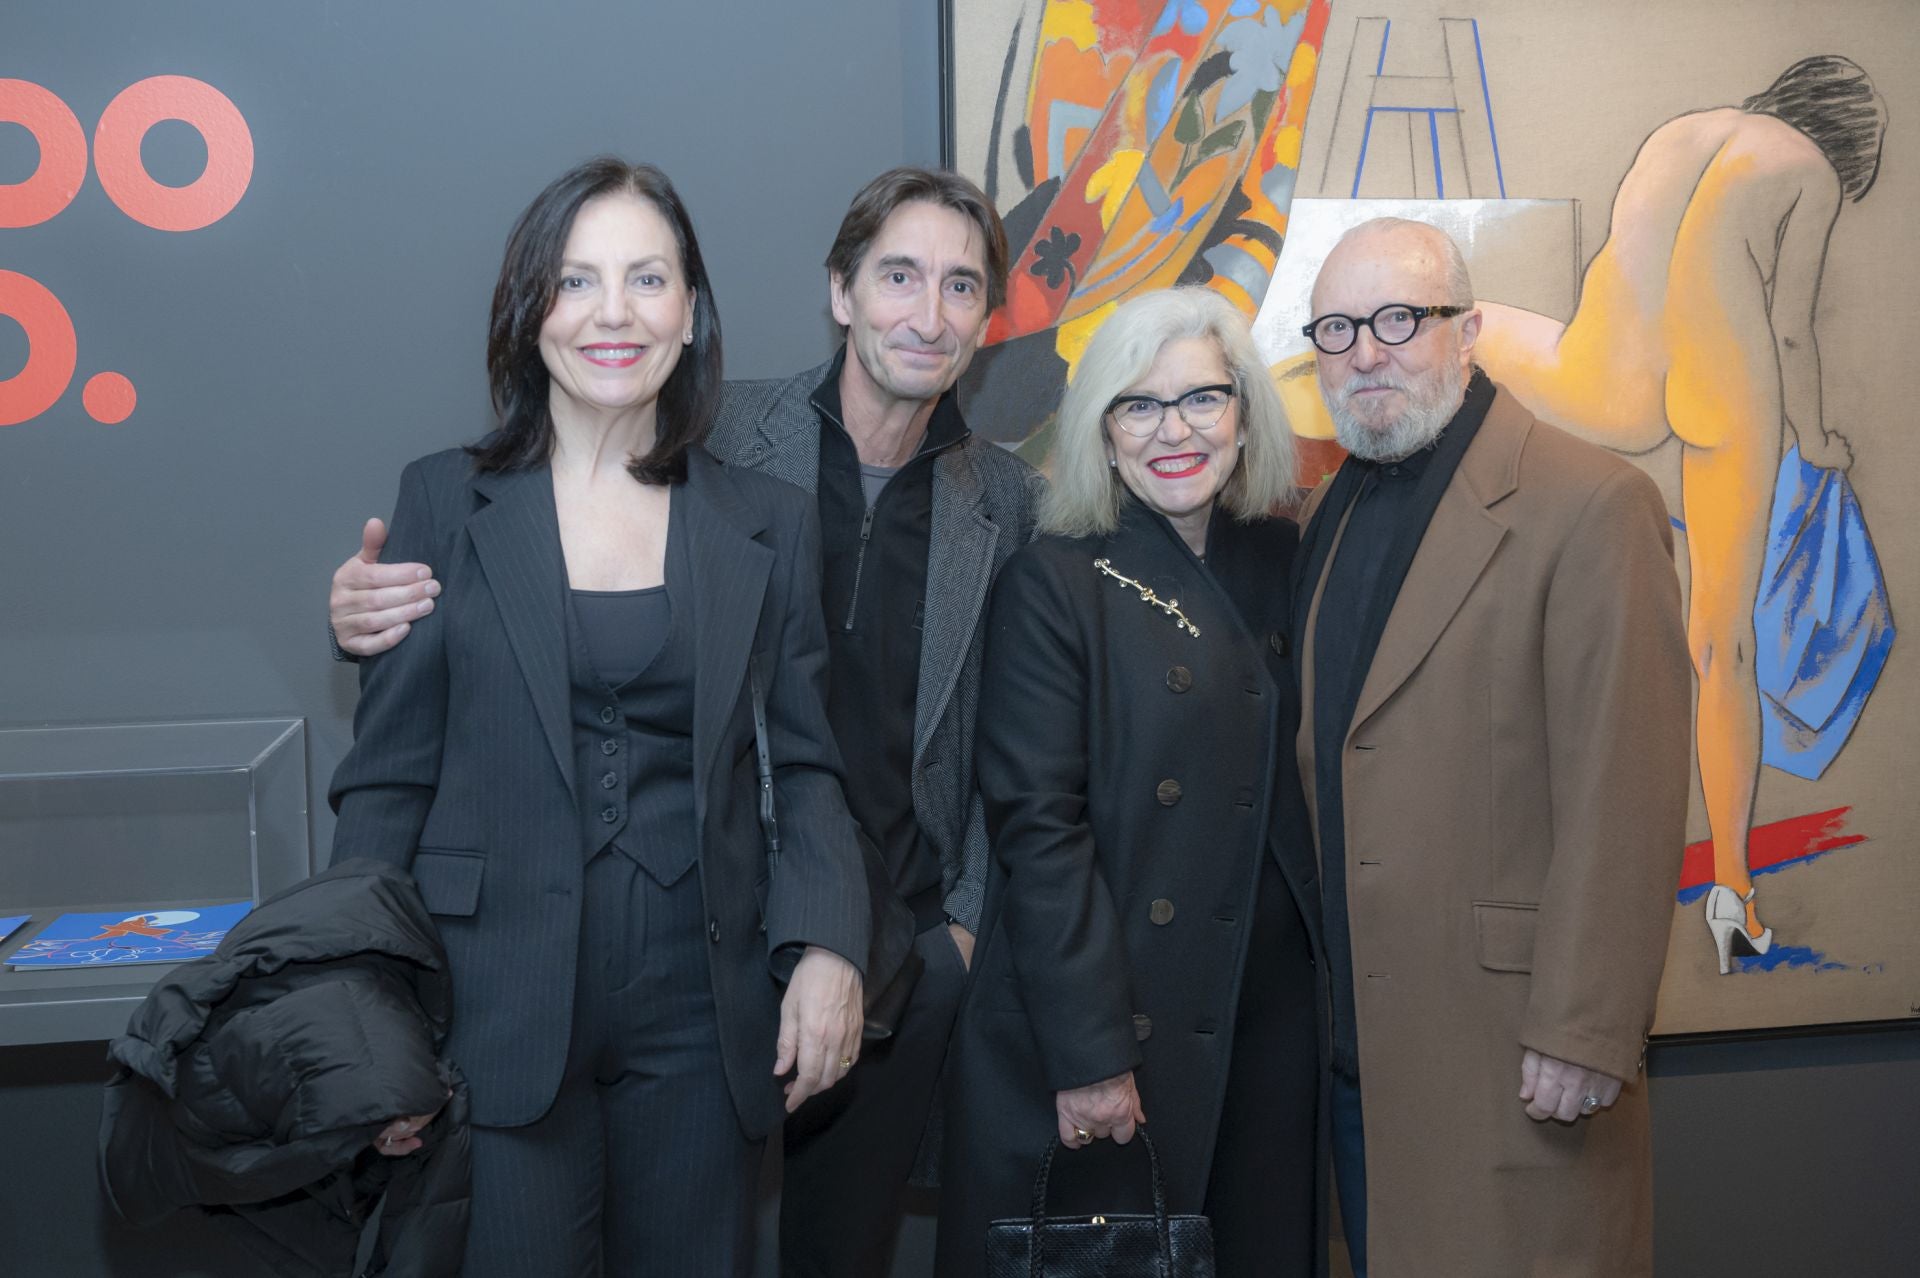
[0,718,309,1045]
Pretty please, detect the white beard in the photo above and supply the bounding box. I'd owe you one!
[1326,360,1465,462]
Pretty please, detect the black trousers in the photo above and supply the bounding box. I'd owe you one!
[461,852,762,1278]
[778,918,971,1277]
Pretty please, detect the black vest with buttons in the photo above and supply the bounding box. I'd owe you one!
[566,495,700,886]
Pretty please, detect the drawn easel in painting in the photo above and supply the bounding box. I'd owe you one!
[1279,30,1896,977]
[1315,15,1510,200]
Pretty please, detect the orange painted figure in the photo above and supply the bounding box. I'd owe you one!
[1466,57,1888,973]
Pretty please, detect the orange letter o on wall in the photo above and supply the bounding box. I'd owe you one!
[0,270,78,427]
[0,79,88,229]
[93,76,253,232]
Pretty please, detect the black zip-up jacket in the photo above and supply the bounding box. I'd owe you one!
[99,859,469,1278]
[812,361,969,911]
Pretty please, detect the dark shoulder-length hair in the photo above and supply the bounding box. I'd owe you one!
[1743,55,1888,203]
[468,157,722,483]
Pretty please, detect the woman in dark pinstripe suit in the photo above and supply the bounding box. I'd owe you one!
[329,158,870,1276]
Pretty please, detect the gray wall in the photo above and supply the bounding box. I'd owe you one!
[1,0,937,1267]
[0,0,939,858]
[1648,1027,1920,1275]
[2,2,1916,1275]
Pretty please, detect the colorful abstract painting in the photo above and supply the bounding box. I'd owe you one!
[947,0,1331,463]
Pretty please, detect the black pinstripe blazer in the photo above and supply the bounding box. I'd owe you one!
[328,446,869,1138]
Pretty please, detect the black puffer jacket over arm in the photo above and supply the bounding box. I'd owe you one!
[99,859,470,1277]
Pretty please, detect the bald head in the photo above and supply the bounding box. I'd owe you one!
[1311,218,1474,315]
[1308,218,1481,461]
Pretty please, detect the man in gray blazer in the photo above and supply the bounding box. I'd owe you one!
[329,167,1042,1276]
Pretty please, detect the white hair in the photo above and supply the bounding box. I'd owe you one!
[1040,287,1298,537]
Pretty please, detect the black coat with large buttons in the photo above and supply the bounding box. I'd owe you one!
[939,497,1317,1269]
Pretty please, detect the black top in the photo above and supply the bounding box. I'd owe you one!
[812,352,969,909]
[1306,369,1493,1076]
[570,586,669,689]
[566,487,700,885]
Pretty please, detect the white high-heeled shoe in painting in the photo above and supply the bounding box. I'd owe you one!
[1705,884,1773,975]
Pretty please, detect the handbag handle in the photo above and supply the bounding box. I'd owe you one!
[748,657,781,868]
[1024,1125,1173,1278]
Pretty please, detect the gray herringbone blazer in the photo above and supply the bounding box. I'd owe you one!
[708,356,1043,930]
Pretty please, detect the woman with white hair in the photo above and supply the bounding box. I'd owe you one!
[937,287,1323,1276]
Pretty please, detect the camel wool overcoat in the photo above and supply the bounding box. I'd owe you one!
[1295,385,1692,1276]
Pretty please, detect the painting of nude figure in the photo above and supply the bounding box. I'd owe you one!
[1267,3,1919,1033]
[1473,56,1893,986]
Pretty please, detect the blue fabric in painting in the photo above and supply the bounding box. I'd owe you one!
[1753,444,1895,780]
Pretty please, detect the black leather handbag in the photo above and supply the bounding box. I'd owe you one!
[985,1128,1215,1278]
[748,659,921,1040]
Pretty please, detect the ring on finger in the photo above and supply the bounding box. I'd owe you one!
[1579,1094,1601,1115]
[838,1055,853,1070]
[1073,1127,1092,1143]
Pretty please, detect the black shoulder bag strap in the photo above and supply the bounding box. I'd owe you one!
[749,657,781,867]
[747,655,922,1041]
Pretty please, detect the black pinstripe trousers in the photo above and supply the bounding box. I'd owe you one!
[460,849,763,1277]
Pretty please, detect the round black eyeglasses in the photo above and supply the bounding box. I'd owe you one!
[1301,303,1468,355]
[1104,383,1236,436]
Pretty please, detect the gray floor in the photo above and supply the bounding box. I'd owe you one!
[6,1026,1917,1276]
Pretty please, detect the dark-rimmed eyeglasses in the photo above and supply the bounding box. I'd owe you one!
[1301,303,1468,355]
[1104,383,1236,436]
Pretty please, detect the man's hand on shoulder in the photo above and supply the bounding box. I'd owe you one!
[331,517,440,657]
[1519,1047,1625,1123]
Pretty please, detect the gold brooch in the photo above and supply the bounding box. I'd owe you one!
[1093,558,1200,638]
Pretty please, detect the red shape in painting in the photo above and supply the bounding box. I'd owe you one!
[0,270,78,427]
[0,79,89,228]
[1676,807,1865,892]
[93,76,254,232]
[83,371,137,424]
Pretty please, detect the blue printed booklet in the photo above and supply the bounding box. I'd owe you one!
[0,914,28,946]
[6,902,253,969]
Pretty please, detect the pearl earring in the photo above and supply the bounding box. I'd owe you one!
[682,331,693,345]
